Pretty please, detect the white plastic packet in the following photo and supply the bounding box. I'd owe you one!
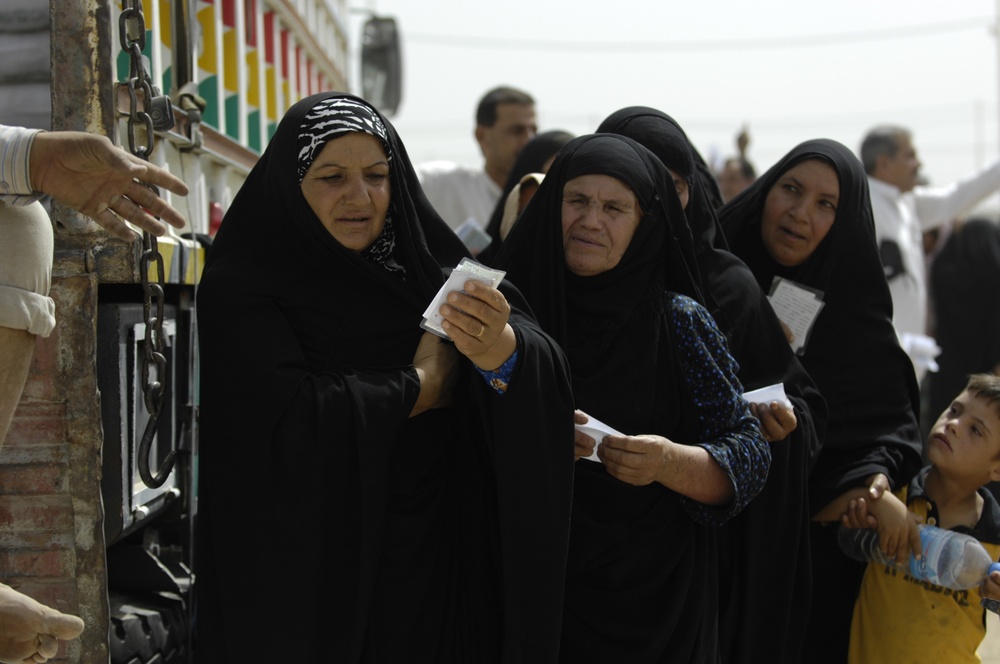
[421,257,506,339]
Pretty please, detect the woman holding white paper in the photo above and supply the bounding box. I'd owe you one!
[718,139,922,664]
[596,107,832,664]
[494,133,769,663]
[194,92,575,663]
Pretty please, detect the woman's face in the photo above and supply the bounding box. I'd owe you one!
[561,174,642,276]
[667,168,690,209]
[300,132,390,252]
[760,159,839,267]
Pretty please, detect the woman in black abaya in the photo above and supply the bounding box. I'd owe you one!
[494,133,770,663]
[194,93,575,663]
[597,107,827,664]
[718,139,922,663]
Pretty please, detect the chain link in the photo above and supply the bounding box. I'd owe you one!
[119,1,154,159]
[121,0,176,489]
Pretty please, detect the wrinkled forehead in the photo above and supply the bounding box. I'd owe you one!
[563,174,636,203]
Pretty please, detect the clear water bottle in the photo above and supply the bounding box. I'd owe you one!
[838,523,1000,590]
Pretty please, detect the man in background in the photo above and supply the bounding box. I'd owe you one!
[861,125,1000,382]
[418,86,537,233]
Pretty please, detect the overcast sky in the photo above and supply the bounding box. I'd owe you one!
[348,0,1000,212]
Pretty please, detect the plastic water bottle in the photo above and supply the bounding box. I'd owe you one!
[838,523,1000,590]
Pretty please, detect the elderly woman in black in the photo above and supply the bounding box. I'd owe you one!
[494,133,769,663]
[718,139,923,663]
[194,93,575,663]
[596,107,827,664]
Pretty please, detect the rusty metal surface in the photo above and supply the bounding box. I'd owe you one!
[47,0,115,661]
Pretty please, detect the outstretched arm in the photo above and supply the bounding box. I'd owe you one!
[29,130,188,240]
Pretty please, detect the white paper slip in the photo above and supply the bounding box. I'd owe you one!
[575,413,624,463]
[743,383,792,409]
[454,218,493,256]
[766,276,825,356]
[421,258,506,339]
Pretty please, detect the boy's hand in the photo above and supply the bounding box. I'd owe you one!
[866,485,923,565]
[980,566,1000,605]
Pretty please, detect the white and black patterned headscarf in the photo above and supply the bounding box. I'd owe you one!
[296,96,392,182]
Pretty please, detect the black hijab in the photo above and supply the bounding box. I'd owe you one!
[496,133,704,436]
[480,129,574,262]
[207,93,466,304]
[929,218,1000,422]
[598,108,818,396]
[494,134,723,663]
[196,92,574,663]
[719,139,921,664]
[718,138,921,508]
[599,108,829,663]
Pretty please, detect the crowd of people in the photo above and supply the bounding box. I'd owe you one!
[4,81,1000,663]
[188,88,1000,663]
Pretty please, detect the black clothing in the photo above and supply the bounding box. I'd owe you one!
[718,138,922,664]
[495,133,769,664]
[194,92,575,663]
[597,107,828,664]
[928,218,1000,422]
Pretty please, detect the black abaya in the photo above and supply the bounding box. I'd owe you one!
[718,138,922,663]
[597,107,828,664]
[495,133,770,664]
[194,92,575,663]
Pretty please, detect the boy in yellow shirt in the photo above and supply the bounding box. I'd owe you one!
[837,373,1000,662]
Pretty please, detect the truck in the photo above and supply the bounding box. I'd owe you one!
[0,1,400,661]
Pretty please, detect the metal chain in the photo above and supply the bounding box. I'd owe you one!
[119,0,154,159]
[120,0,176,489]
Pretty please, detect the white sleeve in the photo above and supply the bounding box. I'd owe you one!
[913,158,1000,231]
[0,125,44,206]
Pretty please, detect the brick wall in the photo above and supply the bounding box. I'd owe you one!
[0,259,110,664]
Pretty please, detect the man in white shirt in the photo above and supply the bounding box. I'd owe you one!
[861,125,1000,381]
[418,86,537,235]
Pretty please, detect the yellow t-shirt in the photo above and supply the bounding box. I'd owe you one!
[848,477,1000,663]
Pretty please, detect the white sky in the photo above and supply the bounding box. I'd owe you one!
[348,0,1000,213]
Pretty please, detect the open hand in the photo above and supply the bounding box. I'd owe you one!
[29,131,189,240]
